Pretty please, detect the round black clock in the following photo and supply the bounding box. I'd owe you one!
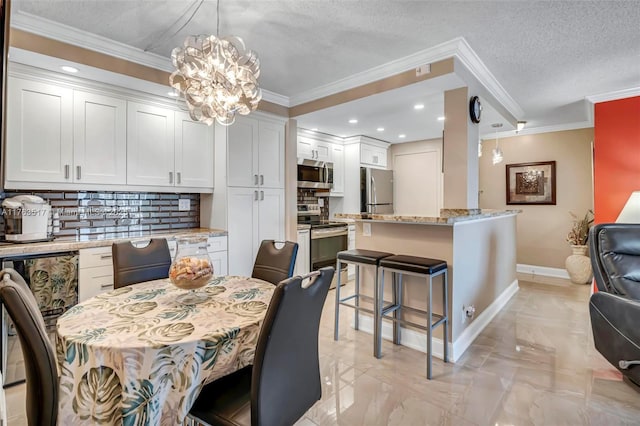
[469,96,482,123]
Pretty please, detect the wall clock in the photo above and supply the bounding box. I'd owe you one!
[469,96,482,124]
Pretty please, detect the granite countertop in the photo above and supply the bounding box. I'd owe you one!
[297,224,311,230]
[0,228,227,257]
[335,209,521,225]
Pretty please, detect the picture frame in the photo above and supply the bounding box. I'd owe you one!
[506,161,556,205]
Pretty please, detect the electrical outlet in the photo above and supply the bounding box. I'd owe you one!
[462,305,476,323]
[178,199,190,211]
[362,223,372,237]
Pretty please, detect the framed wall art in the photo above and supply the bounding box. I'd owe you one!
[506,161,556,205]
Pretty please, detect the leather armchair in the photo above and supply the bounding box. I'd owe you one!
[589,223,640,387]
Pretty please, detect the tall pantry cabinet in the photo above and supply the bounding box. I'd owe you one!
[225,114,286,275]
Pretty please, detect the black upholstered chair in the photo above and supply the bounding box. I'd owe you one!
[188,267,335,426]
[112,238,172,289]
[0,268,58,426]
[251,240,299,285]
[589,223,640,388]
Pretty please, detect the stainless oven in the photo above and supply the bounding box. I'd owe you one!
[310,224,347,288]
[1,251,79,387]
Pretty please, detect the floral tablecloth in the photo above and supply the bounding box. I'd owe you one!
[56,276,274,426]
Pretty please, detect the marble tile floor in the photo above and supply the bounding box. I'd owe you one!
[5,280,639,425]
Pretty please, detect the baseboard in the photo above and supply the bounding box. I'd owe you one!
[352,279,519,362]
[517,263,570,279]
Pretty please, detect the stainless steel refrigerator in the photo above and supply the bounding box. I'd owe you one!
[360,167,394,214]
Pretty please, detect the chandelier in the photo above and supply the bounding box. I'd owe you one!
[169,1,261,126]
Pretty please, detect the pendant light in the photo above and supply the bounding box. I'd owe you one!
[491,123,503,165]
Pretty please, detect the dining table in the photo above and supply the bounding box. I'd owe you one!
[55,275,275,426]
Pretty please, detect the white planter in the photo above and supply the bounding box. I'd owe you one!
[565,245,592,284]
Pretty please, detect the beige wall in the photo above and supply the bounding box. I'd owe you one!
[479,128,594,269]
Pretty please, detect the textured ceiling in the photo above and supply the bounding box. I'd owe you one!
[12,0,640,136]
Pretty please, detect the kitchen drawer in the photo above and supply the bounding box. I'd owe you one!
[209,250,228,276]
[79,265,114,302]
[79,246,113,269]
[207,236,228,253]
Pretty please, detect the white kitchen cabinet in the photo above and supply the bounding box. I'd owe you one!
[6,77,73,183]
[73,90,127,184]
[330,144,345,196]
[127,101,175,186]
[174,111,214,188]
[360,143,388,168]
[78,246,114,302]
[297,135,332,162]
[293,229,310,276]
[228,115,284,189]
[227,186,285,276]
[348,224,356,279]
[7,78,128,186]
[127,105,214,189]
[207,235,228,276]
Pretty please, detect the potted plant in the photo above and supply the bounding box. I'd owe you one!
[565,210,594,284]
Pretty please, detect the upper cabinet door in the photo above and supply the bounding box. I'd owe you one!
[127,102,175,186]
[227,116,259,187]
[175,112,214,189]
[73,91,127,184]
[314,140,332,162]
[257,120,285,189]
[6,77,73,183]
[297,136,314,159]
[330,144,344,196]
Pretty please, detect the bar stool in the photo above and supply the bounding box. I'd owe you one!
[334,249,393,356]
[377,255,448,379]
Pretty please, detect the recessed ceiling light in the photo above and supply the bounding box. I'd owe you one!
[61,66,78,73]
[311,128,318,131]
[414,104,424,110]
[339,134,346,138]
[348,119,358,124]
[376,127,385,132]
[167,91,179,97]
[437,116,445,121]
[398,134,406,139]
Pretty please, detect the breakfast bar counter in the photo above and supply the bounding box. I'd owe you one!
[334,209,520,361]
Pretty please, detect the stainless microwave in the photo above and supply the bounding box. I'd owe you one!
[297,159,333,189]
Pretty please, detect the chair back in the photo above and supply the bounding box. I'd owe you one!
[590,223,640,299]
[112,238,171,289]
[0,268,57,426]
[251,267,334,426]
[251,240,299,285]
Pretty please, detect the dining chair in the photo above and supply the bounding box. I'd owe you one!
[112,238,172,289]
[0,268,58,426]
[251,240,299,285]
[188,266,335,426]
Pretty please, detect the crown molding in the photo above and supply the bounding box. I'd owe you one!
[261,89,290,107]
[453,38,524,119]
[289,37,464,106]
[585,87,640,104]
[11,11,174,72]
[481,120,593,139]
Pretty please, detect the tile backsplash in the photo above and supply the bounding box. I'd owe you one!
[0,191,200,239]
[297,189,329,221]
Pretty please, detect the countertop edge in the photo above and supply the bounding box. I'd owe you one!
[0,228,228,257]
[335,210,521,225]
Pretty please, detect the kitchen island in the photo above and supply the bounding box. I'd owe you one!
[335,209,520,361]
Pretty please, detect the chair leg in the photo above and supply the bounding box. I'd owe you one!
[354,264,360,331]
[427,274,433,380]
[443,269,448,363]
[334,259,342,341]
[375,266,384,359]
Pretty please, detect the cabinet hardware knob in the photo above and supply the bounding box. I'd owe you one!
[260,190,264,201]
[169,171,174,184]
[260,174,264,185]
[177,172,181,184]
[99,254,113,259]
[254,174,258,185]
[76,165,82,180]
[64,164,70,179]
[254,190,258,201]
